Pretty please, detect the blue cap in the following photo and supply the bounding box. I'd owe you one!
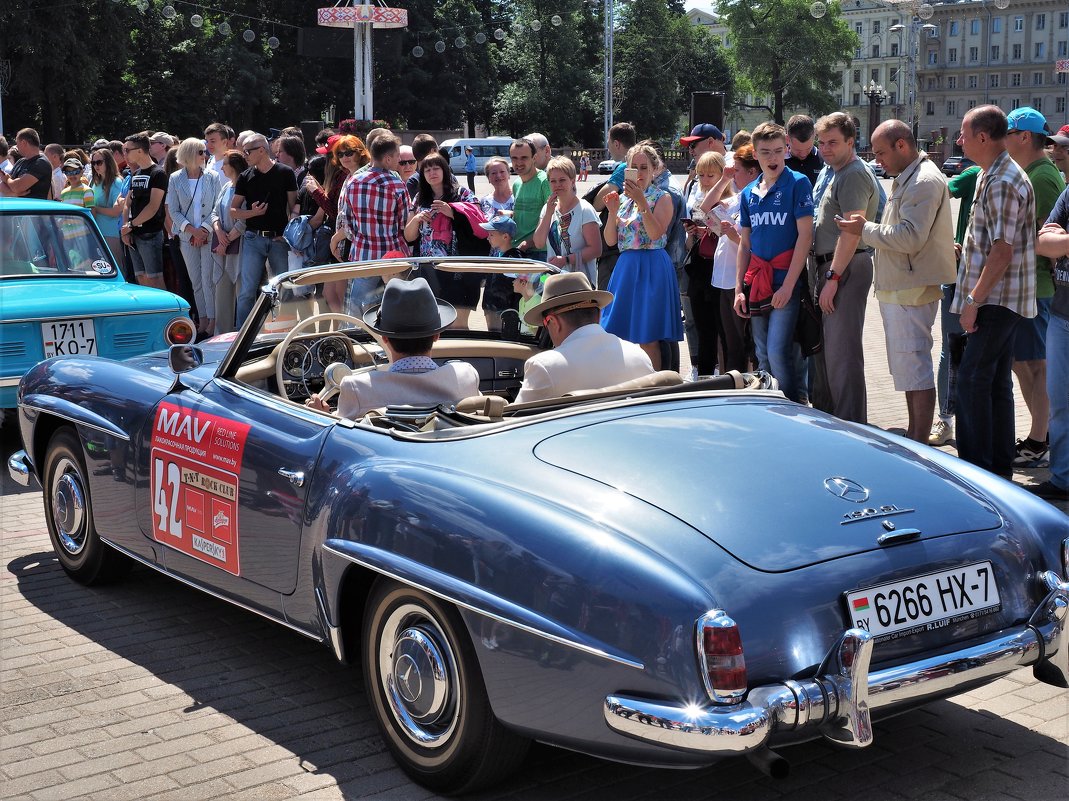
[479,215,517,237]
[1006,107,1050,136]
[680,123,725,146]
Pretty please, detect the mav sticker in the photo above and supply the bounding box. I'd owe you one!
[149,402,250,575]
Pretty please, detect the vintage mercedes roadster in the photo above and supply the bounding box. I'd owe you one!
[9,257,1069,794]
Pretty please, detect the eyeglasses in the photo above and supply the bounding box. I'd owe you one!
[243,145,263,156]
[122,146,142,153]
[398,159,416,165]
[91,159,106,166]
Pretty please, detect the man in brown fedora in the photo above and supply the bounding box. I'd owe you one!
[514,273,653,403]
[306,277,480,419]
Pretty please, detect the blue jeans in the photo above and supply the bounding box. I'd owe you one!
[751,283,802,402]
[1047,313,1069,490]
[936,283,964,418]
[955,304,1019,476]
[236,233,290,327]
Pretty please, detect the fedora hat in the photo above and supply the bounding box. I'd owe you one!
[523,272,612,327]
[362,277,457,338]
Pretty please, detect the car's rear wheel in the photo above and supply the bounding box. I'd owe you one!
[43,428,129,585]
[362,579,529,794]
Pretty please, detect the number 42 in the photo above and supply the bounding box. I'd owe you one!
[154,458,183,538]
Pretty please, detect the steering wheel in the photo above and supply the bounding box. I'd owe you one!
[275,312,385,400]
[318,361,354,404]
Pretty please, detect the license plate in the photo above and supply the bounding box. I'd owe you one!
[42,318,97,358]
[845,561,1001,643]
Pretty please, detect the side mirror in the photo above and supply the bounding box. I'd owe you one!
[168,344,204,374]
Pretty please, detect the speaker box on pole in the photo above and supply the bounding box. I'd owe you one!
[690,92,725,132]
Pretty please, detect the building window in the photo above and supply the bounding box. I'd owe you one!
[927,77,938,90]
[1060,72,1068,86]
[968,99,977,110]
[889,92,897,105]
[891,41,900,56]
[991,45,1000,61]
[853,92,861,106]
[856,46,863,59]
[947,76,957,89]
[1033,71,1043,86]
[1036,14,1046,31]
[926,101,935,116]
[1033,97,1042,112]
[1011,72,1022,86]
[993,17,1002,34]
[968,74,978,88]
[990,74,1000,88]
[1035,42,1045,58]
[947,100,957,116]
[948,47,958,63]
[1014,16,1023,32]
[856,23,863,36]
[928,50,938,65]
[853,69,862,83]
[1057,97,1066,114]
[971,19,981,35]
[1012,43,1022,59]
[1060,41,1069,57]
[1060,12,1068,29]
[872,43,880,58]
[1011,98,1021,109]
[950,21,959,36]
[871,68,880,83]
[873,21,881,35]
[969,46,978,62]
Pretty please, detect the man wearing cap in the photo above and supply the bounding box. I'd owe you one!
[513,273,653,404]
[306,277,480,420]
[1005,107,1066,467]
[1048,124,1069,184]
[148,132,173,165]
[680,123,727,195]
[952,105,1037,477]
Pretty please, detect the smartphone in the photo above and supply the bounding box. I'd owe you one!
[834,214,846,222]
[624,168,639,183]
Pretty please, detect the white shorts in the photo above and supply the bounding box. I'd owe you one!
[879,299,938,392]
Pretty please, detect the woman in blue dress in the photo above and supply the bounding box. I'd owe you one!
[601,142,683,369]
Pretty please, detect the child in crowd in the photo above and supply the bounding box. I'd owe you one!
[479,215,529,332]
[59,158,94,207]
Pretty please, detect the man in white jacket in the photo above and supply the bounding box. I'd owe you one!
[514,273,654,403]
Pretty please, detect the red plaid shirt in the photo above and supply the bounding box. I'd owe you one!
[341,166,410,260]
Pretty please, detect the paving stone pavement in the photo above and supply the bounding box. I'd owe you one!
[3,199,1068,798]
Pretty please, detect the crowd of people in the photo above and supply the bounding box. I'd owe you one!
[2,105,1069,501]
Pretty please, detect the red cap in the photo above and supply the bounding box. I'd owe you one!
[316,134,342,154]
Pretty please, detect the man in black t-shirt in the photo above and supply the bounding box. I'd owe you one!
[0,128,53,200]
[231,133,299,326]
[119,132,168,288]
[785,115,824,187]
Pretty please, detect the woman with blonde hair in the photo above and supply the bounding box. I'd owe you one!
[167,137,223,338]
[533,155,601,285]
[600,141,682,369]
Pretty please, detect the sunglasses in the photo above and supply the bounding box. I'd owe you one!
[338,149,358,158]
[398,159,416,165]
[63,168,82,175]
[243,145,263,156]
[196,149,206,156]
[91,159,106,166]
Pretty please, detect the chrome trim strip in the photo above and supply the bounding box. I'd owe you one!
[100,537,325,643]
[7,450,34,487]
[315,586,345,662]
[3,308,184,324]
[21,403,131,441]
[323,543,644,670]
[0,377,22,388]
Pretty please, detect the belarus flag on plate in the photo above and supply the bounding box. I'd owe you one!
[852,597,870,612]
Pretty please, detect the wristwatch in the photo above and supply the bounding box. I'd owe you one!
[824,269,841,282]
[964,294,977,306]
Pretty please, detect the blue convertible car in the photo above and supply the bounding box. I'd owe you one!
[8,257,1069,794]
[0,197,191,410]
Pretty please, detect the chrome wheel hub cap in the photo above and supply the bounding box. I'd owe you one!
[380,604,459,747]
[52,461,87,555]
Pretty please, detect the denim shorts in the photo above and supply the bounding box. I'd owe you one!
[128,230,164,277]
[1013,296,1051,362]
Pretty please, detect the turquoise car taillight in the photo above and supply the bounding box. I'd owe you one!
[166,317,195,345]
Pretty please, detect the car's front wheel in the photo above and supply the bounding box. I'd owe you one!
[43,427,129,585]
[362,579,529,794]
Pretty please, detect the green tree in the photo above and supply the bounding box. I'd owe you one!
[717,0,856,124]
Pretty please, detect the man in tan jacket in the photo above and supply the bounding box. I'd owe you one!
[836,120,956,442]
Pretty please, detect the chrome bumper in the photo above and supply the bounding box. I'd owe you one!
[8,450,35,487]
[605,571,1069,756]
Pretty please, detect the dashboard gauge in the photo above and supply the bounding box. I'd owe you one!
[282,342,311,377]
[318,336,351,367]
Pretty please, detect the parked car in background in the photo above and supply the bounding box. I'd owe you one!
[598,158,617,174]
[941,156,976,176]
[9,256,1069,794]
[439,137,515,175]
[866,158,887,178]
[0,197,192,412]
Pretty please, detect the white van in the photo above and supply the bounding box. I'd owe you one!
[439,137,515,175]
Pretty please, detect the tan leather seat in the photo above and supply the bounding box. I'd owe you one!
[564,370,684,396]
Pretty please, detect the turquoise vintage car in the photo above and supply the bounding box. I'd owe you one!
[0,197,192,410]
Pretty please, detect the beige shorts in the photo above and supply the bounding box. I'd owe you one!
[879,299,938,392]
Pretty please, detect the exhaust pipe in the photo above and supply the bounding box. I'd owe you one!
[746,746,790,780]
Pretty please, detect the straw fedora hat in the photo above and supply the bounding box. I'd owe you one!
[522,272,612,327]
[362,277,457,338]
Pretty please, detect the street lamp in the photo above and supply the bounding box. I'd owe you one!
[862,80,890,146]
[888,15,938,140]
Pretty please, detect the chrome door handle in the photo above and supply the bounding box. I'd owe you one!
[278,468,305,487]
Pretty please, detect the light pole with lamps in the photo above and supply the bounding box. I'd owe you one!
[887,6,938,141]
[862,79,890,147]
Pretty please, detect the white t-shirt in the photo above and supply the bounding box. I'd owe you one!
[542,197,599,286]
[186,176,204,228]
[711,192,742,290]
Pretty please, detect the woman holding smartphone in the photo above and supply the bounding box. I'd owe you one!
[600,141,682,370]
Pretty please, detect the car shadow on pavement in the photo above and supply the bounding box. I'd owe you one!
[7,549,1068,800]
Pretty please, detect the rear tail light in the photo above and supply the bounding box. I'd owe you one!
[166,317,195,345]
[697,610,747,704]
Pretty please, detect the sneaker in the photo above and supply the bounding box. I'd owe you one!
[1013,437,1050,467]
[1026,480,1069,502]
[928,419,954,446]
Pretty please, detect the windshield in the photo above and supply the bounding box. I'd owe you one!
[0,212,117,278]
